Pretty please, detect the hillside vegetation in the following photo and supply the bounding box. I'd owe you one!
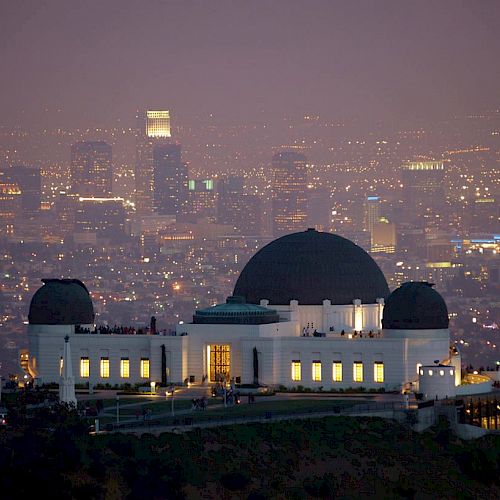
[0,405,499,499]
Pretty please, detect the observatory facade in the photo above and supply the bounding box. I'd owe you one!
[25,230,459,392]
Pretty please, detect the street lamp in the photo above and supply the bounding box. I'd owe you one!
[165,386,175,416]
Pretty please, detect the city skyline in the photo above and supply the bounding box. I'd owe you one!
[1,1,500,131]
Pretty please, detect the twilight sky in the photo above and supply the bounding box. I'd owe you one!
[1,0,500,129]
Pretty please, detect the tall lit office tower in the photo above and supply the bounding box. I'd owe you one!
[2,165,41,218]
[364,196,381,234]
[271,151,308,236]
[135,110,172,215]
[217,177,262,235]
[70,141,112,197]
[186,179,217,221]
[0,177,21,235]
[401,161,446,227]
[153,143,188,216]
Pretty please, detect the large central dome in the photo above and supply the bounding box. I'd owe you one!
[233,229,390,305]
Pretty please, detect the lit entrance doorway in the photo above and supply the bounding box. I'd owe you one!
[207,344,231,382]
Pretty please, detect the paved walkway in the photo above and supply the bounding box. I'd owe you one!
[109,404,409,436]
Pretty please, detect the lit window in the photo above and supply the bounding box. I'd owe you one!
[416,363,422,374]
[120,358,130,378]
[419,369,424,376]
[439,369,445,376]
[428,369,433,376]
[450,370,454,376]
[353,362,363,382]
[291,360,301,381]
[100,357,110,378]
[141,358,150,378]
[60,356,64,376]
[332,361,342,382]
[374,362,384,383]
[80,357,89,378]
[312,361,321,381]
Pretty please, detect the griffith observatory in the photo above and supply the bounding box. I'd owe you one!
[25,229,470,397]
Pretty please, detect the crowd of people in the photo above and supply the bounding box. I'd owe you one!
[75,324,185,336]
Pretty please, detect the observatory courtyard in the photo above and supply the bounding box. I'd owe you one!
[25,228,484,399]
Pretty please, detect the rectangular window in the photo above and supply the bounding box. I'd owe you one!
[374,362,384,383]
[60,356,64,376]
[80,357,89,378]
[120,358,130,378]
[332,361,343,382]
[312,361,322,381]
[100,357,110,378]
[140,358,150,379]
[353,362,363,382]
[291,360,301,381]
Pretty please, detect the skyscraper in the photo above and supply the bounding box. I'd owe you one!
[401,161,446,227]
[135,110,172,215]
[217,177,261,235]
[186,179,217,221]
[364,196,381,234]
[70,141,112,197]
[0,177,21,235]
[307,187,331,232]
[2,165,41,218]
[153,143,188,216]
[271,151,308,236]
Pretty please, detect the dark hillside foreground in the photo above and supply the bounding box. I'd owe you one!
[1,404,500,498]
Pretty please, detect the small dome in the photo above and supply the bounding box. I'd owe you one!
[382,282,449,330]
[29,279,95,325]
[193,296,280,325]
[233,229,389,305]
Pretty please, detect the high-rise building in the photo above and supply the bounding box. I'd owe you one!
[55,192,79,236]
[364,196,381,234]
[153,143,188,216]
[401,161,446,227]
[135,110,172,215]
[145,110,171,139]
[371,220,396,254]
[217,177,261,236]
[307,187,331,232]
[0,178,21,235]
[271,151,308,236]
[70,141,112,197]
[75,197,126,239]
[186,179,217,221]
[1,165,41,217]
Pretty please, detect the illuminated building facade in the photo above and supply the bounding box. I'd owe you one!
[70,141,112,197]
[135,110,172,215]
[26,230,475,398]
[0,179,22,235]
[145,110,171,139]
[271,151,308,236]
[371,220,396,253]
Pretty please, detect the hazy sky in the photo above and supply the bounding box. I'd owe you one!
[1,0,500,129]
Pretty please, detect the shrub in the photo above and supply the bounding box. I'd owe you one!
[220,471,250,491]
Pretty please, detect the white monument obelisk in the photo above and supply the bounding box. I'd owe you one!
[59,335,77,406]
